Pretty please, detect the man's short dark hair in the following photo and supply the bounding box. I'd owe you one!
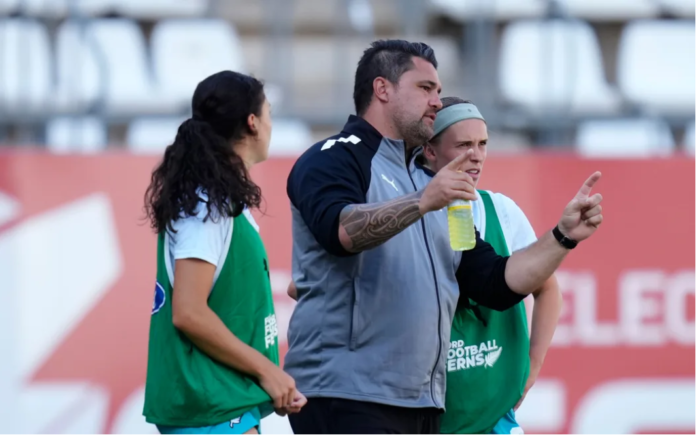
[353,39,438,116]
[439,96,472,111]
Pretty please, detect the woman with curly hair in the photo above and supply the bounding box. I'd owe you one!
[142,70,305,434]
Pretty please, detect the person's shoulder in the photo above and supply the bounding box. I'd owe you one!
[479,190,530,221]
[297,130,376,167]
[174,190,230,224]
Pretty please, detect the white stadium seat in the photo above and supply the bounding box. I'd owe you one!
[116,0,209,19]
[498,19,620,114]
[18,0,136,17]
[0,0,19,14]
[684,122,695,155]
[268,119,313,157]
[54,21,101,113]
[555,0,659,20]
[617,20,695,114]
[576,119,675,158]
[127,117,186,154]
[659,0,695,17]
[430,0,546,20]
[151,19,245,111]
[18,0,68,17]
[71,0,116,15]
[0,19,52,114]
[55,19,168,115]
[46,117,108,154]
[87,19,166,114]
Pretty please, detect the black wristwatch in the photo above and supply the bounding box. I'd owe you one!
[553,226,578,250]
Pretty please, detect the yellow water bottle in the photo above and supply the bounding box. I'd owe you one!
[447,199,476,251]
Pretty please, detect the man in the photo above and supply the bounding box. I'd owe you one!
[284,39,603,434]
[414,97,563,434]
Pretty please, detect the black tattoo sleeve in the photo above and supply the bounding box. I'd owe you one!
[339,191,424,253]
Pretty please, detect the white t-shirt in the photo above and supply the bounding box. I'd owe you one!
[163,196,260,286]
[472,190,537,254]
[472,190,539,322]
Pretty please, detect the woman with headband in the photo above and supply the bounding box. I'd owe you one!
[417,97,563,434]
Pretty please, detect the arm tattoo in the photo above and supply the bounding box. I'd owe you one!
[339,191,424,253]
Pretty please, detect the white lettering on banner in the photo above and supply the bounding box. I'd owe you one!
[665,270,695,345]
[553,269,695,347]
[571,379,696,434]
[621,270,666,345]
[554,271,619,346]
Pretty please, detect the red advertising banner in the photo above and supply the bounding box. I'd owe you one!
[0,152,693,434]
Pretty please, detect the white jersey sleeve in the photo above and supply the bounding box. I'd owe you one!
[166,198,233,285]
[492,192,537,253]
[170,204,232,266]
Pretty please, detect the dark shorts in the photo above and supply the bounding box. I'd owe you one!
[288,397,442,434]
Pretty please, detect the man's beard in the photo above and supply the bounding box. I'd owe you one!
[394,112,433,149]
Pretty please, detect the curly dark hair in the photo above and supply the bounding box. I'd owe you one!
[145,70,265,234]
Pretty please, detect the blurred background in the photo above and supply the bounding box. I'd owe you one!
[0,0,694,433]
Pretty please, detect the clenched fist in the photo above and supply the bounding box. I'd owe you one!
[419,151,478,215]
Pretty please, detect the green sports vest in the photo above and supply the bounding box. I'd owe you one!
[143,212,280,427]
[441,190,530,434]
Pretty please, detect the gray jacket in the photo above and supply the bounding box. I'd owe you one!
[284,116,521,409]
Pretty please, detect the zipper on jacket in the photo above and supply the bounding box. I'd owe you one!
[406,162,443,407]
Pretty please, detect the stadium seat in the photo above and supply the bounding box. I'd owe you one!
[216,0,400,34]
[659,0,695,17]
[498,19,620,114]
[116,0,209,19]
[617,20,695,114]
[576,119,675,157]
[684,122,695,155]
[0,0,19,15]
[16,0,67,17]
[555,0,659,20]
[54,21,101,113]
[126,117,185,154]
[45,117,108,154]
[151,19,245,112]
[0,19,53,114]
[18,0,128,17]
[241,36,459,115]
[268,119,313,157]
[429,0,546,20]
[56,19,166,115]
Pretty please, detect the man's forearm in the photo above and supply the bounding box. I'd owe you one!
[505,231,569,294]
[338,191,423,253]
[529,275,562,368]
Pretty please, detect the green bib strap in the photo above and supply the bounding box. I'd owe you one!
[441,190,530,434]
[478,191,510,257]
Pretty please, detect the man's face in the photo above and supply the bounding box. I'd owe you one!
[389,57,442,147]
[424,119,488,187]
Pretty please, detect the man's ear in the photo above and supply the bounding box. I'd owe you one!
[423,142,436,160]
[373,77,390,104]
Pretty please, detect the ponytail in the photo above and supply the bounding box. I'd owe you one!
[144,118,262,234]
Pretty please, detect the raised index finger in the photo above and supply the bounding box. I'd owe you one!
[576,171,602,199]
[444,152,468,172]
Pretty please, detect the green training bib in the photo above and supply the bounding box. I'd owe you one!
[441,191,530,434]
[143,212,279,427]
